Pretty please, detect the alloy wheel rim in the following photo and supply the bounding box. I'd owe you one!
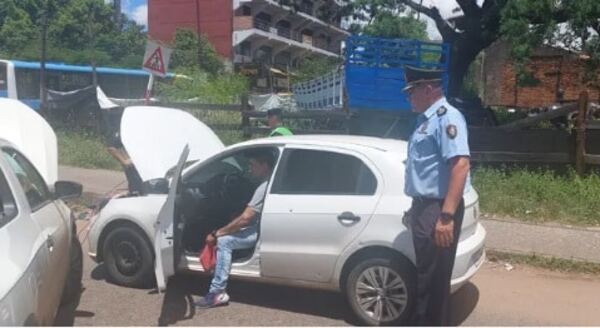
[355,266,408,323]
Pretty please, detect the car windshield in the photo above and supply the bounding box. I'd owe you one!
[164,160,198,180]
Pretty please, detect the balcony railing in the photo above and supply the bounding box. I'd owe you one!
[277,26,291,39]
[299,3,313,15]
[234,16,339,54]
[253,17,271,32]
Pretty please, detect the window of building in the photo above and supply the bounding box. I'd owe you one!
[242,5,251,15]
[255,46,273,64]
[271,149,378,195]
[236,41,252,56]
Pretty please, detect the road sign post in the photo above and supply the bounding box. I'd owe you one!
[143,40,172,104]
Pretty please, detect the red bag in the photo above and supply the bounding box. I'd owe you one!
[199,243,217,273]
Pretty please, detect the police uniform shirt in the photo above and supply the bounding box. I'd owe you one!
[404,97,471,199]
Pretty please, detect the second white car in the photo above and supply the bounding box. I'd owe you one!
[87,106,486,326]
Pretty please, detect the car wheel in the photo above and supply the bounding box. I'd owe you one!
[345,256,416,326]
[103,226,154,288]
[61,237,83,305]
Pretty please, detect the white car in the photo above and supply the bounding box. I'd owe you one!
[87,106,486,325]
[0,99,83,325]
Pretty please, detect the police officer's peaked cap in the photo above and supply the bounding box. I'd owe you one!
[403,66,444,92]
[267,108,283,117]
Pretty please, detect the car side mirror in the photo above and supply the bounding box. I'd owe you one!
[54,181,83,200]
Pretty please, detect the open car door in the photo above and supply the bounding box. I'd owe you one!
[154,145,189,292]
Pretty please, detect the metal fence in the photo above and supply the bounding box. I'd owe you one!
[291,70,344,111]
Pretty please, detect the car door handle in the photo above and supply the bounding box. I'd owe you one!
[46,235,55,252]
[338,212,361,222]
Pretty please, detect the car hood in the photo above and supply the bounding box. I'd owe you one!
[0,99,58,184]
[120,106,225,181]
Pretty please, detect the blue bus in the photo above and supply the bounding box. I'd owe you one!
[0,59,171,110]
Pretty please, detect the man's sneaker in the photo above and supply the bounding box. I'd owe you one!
[194,291,230,309]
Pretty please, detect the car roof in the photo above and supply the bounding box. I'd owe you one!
[233,134,407,153]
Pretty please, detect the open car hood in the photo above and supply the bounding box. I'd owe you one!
[0,99,58,184]
[120,106,225,181]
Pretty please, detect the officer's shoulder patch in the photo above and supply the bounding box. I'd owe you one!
[437,106,447,116]
[446,124,457,139]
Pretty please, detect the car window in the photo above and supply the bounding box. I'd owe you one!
[2,148,52,212]
[271,149,377,195]
[186,148,278,186]
[0,168,18,229]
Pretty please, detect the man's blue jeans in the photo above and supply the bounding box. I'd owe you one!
[209,226,258,293]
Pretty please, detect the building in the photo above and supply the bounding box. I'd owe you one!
[481,40,600,108]
[148,0,349,92]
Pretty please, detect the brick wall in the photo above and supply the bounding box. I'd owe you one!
[148,0,233,59]
[483,40,600,108]
[233,16,253,31]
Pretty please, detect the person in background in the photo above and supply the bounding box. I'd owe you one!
[267,108,293,137]
[402,66,471,326]
[105,131,143,195]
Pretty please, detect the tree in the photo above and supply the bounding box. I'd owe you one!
[169,28,224,75]
[361,11,428,40]
[291,55,343,83]
[501,0,600,86]
[0,2,37,54]
[0,0,146,67]
[388,0,507,97]
[337,0,505,96]
[345,0,599,98]
[157,69,249,104]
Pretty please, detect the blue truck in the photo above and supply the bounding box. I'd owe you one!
[345,35,450,113]
[342,36,451,138]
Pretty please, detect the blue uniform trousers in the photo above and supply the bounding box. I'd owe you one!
[409,197,464,326]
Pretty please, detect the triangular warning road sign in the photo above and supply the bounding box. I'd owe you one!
[143,47,165,75]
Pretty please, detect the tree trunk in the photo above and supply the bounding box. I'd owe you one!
[447,38,482,97]
[113,0,121,27]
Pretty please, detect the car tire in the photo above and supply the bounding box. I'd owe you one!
[103,226,154,288]
[344,256,416,326]
[61,237,83,305]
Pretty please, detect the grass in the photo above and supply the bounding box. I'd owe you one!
[56,129,121,170]
[472,166,600,226]
[55,109,248,171]
[186,109,245,145]
[487,250,600,275]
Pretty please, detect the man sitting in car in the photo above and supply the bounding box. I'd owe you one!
[195,148,274,309]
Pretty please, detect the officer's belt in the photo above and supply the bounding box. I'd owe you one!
[412,196,444,203]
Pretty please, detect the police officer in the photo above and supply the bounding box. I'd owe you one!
[403,66,471,326]
[266,108,293,137]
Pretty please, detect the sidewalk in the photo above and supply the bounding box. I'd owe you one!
[59,165,600,264]
[482,218,600,264]
[59,165,127,196]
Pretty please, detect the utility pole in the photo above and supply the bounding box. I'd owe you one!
[39,1,49,116]
[88,5,98,88]
[113,0,122,27]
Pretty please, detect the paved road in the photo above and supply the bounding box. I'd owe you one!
[54,222,600,326]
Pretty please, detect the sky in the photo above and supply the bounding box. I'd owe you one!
[117,0,467,40]
[119,0,148,27]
